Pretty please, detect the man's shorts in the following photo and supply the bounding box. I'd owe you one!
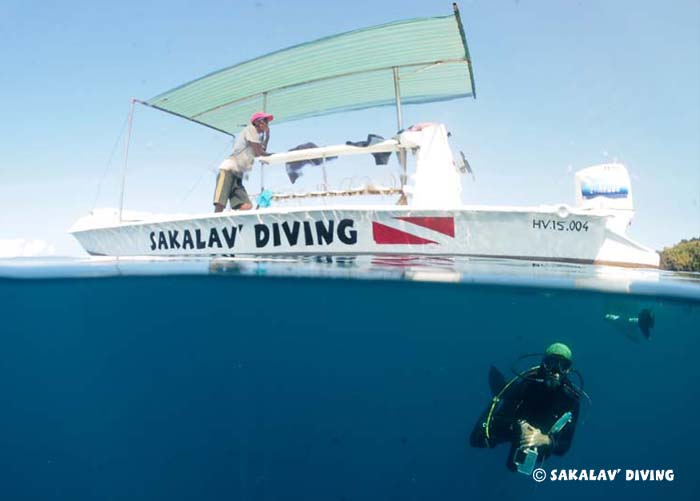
[213,169,251,209]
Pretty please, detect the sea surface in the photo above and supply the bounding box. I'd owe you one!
[1,256,699,501]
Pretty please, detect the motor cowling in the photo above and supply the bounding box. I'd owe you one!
[575,163,633,210]
[575,163,634,232]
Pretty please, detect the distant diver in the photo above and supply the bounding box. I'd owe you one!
[469,343,586,475]
[604,307,655,341]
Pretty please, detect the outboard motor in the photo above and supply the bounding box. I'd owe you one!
[574,163,634,233]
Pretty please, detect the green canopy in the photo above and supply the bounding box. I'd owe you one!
[145,7,475,135]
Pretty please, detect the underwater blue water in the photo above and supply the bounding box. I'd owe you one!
[0,256,698,500]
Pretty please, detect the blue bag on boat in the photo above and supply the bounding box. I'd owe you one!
[257,190,273,208]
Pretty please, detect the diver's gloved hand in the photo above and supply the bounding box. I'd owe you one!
[519,421,552,448]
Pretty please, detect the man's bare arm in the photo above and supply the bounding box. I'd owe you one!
[251,142,269,157]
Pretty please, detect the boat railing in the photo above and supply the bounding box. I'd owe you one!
[253,185,403,202]
[254,138,413,202]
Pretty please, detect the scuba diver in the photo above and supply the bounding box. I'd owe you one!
[469,343,585,474]
[604,307,655,342]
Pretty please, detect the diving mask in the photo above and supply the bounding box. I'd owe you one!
[542,355,572,375]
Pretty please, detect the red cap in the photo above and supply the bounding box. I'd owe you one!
[250,112,274,124]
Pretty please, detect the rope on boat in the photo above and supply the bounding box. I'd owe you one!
[90,109,131,211]
[176,140,233,209]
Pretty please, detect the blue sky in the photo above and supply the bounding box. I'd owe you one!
[0,0,698,256]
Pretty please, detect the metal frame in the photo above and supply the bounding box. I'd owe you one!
[116,5,476,219]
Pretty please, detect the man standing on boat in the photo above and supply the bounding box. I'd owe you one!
[213,112,273,212]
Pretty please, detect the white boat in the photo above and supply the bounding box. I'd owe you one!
[70,5,659,268]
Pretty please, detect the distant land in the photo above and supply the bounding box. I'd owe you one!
[659,238,700,272]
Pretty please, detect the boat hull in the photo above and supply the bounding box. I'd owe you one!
[70,206,659,268]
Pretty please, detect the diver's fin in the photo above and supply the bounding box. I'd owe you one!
[637,308,654,340]
[489,365,507,395]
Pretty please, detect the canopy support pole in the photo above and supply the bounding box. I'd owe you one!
[392,66,403,131]
[118,98,136,223]
[322,156,329,190]
[260,92,268,192]
[393,66,408,194]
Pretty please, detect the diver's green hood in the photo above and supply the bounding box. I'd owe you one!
[545,342,572,361]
